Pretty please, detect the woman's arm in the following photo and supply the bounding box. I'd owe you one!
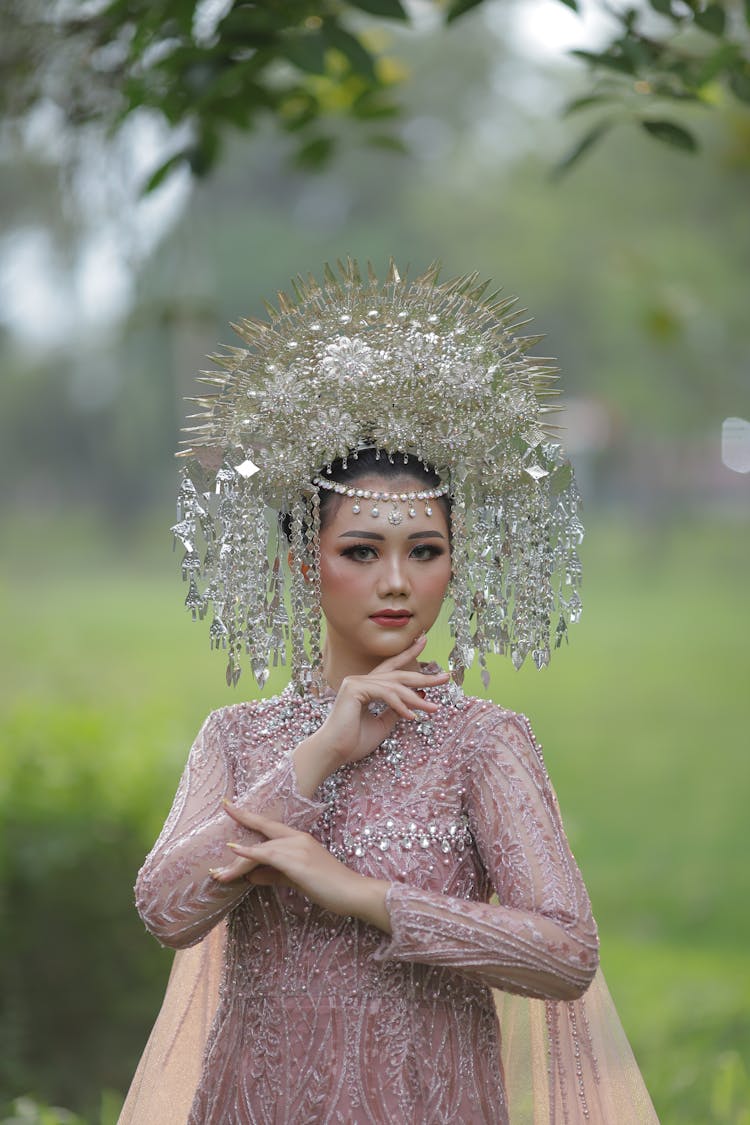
[220,805,392,931]
[138,644,447,947]
[134,707,326,950]
[374,708,599,1001]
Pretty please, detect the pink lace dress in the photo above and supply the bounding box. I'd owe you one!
[134,677,599,1124]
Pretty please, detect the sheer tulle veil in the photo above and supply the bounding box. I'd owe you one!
[118,921,657,1124]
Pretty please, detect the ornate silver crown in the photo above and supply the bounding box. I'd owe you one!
[171,259,583,689]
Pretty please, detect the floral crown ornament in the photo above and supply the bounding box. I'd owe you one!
[172,259,584,690]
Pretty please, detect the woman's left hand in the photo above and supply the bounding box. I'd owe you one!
[210,802,391,932]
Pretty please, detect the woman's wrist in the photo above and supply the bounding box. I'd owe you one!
[349,876,392,934]
[292,731,342,797]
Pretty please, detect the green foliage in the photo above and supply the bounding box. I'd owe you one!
[0,1091,122,1125]
[0,699,174,1115]
[2,0,749,184]
[2,86,748,521]
[0,0,407,184]
[0,1097,86,1125]
[557,1,750,172]
[641,117,699,149]
[1,515,749,1122]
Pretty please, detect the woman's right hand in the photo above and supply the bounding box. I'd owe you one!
[292,635,450,794]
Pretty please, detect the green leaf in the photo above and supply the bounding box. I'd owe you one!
[571,49,636,76]
[446,0,484,23]
[620,33,657,70]
[282,31,328,74]
[218,4,283,41]
[649,0,676,17]
[562,93,614,116]
[366,132,409,153]
[695,42,741,86]
[142,151,187,193]
[188,127,221,175]
[695,3,727,36]
[346,0,409,20]
[557,0,579,10]
[322,22,377,79]
[745,0,750,28]
[294,135,336,168]
[280,93,319,132]
[650,83,700,102]
[210,95,257,130]
[729,66,750,104]
[641,118,698,151]
[351,92,400,119]
[551,121,612,180]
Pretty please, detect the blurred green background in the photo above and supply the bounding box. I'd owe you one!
[1,3,749,1123]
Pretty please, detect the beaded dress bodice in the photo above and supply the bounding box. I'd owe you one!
[135,678,599,1124]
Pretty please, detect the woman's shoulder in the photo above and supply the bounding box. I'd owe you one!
[197,688,296,740]
[446,691,544,767]
[420,665,534,734]
[429,674,517,722]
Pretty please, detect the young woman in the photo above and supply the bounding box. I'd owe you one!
[120,264,657,1124]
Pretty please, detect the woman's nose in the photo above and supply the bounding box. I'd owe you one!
[377,554,410,596]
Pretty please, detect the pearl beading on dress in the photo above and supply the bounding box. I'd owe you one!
[134,681,602,1125]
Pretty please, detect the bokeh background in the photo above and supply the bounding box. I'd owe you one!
[1,2,749,1123]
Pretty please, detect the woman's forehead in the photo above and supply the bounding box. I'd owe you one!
[321,473,450,537]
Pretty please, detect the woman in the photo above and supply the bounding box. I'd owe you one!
[121,262,657,1123]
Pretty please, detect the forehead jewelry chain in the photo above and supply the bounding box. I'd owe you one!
[312,477,449,526]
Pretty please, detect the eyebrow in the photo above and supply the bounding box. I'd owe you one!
[338,530,446,541]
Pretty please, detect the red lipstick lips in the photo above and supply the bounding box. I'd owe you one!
[369,610,413,628]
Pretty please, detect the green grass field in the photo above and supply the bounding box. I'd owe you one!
[1,510,748,1124]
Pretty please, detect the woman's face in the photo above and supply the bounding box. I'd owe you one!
[317,473,452,676]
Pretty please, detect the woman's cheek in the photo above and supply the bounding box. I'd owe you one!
[426,558,452,599]
[320,558,362,598]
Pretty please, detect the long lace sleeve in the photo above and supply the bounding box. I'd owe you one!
[135,707,325,950]
[376,708,599,1001]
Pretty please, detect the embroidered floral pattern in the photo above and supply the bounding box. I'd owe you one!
[135,681,599,1124]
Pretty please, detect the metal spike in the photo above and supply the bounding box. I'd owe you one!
[516,333,545,351]
[276,290,293,315]
[486,295,519,316]
[291,274,313,302]
[386,258,401,285]
[466,278,492,302]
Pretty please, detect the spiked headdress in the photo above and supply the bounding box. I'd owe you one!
[172,260,583,689]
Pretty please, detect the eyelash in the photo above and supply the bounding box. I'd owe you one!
[340,544,444,562]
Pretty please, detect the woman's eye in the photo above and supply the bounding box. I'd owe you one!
[411,544,443,561]
[342,545,377,561]
[340,543,444,562]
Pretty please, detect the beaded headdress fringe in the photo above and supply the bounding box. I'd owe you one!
[171,259,583,690]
